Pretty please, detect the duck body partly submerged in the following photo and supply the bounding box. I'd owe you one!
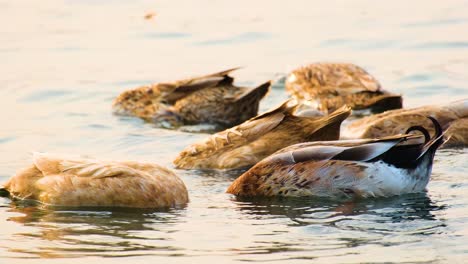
[343,99,468,147]
[2,153,188,208]
[113,68,270,129]
[174,101,351,170]
[285,63,402,114]
[227,117,445,198]
[443,118,468,147]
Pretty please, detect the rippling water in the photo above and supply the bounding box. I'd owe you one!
[1,0,468,263]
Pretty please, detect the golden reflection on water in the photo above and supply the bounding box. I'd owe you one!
[2,201,188,259]
[2,193,446,259]
[1,0,468,263]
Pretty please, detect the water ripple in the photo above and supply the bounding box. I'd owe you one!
[194,32,271,46]
[409,42,468,49]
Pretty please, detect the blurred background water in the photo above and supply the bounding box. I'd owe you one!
[0,0,467,263]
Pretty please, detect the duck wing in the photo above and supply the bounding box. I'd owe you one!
[233,99,302,138]
[160,67,241,104]
[33,152,144,179]
[271,134,422,164]
[325,63,381,93]
[306,105,351,134]
[223,81,271,103]
[288,63,382,95]
[211,100,298,148]
[275,117,445,169]
[345,106,456,139]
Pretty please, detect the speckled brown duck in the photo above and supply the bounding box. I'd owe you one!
[285,63,402,114]
[113,68,271,128]
[1,153,188,208]
[227,117,445,198]
[343,99,468,148]
[173,100,351,170]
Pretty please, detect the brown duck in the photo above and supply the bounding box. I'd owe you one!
[343,99,468,147]
[285,63,402,114]
[113,68,271,128]
[227,117,445,198]
[1,153,188,208]
[173,100,351,170]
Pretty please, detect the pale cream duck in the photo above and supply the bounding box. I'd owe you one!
[1,153,188,208]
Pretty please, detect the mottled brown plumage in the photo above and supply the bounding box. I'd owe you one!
[227,118,445,198]
[112,68,270,128]
[173,100,351,170]
[285,63,402,113]
[343,99,468,147]
[2,153,188,208]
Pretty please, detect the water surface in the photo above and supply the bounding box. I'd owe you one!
[1,0,468,263]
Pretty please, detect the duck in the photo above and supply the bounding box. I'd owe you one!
[343,99,468,147]
[173,100,351,170]
[227,117,445,198]
[443,118,468,148]
[285,63,402,114]
[112,68,271,129]
[0,153,188,208]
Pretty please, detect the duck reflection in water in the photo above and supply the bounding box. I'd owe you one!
[3,201,187,258]
[232,193,446,225]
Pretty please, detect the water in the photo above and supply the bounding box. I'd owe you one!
[1,0,468,263]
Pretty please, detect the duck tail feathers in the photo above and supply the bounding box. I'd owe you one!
[368,93,403,112]
[301,105,351,139]
[250,98,296,121]
[210,67,242,77]
[230,81,271,103]
[416,116,445,160]
[0,187,9,197]
[316,105,352,128]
